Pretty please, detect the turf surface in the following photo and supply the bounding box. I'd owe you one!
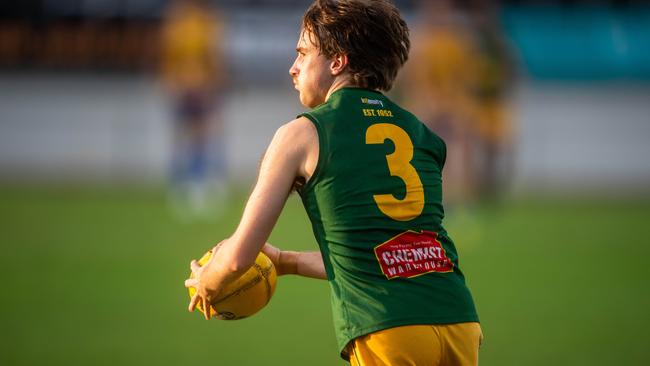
[1,185,649,365]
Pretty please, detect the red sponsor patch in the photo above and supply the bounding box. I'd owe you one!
[374,230,454,279]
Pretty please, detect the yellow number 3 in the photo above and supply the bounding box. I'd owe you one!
[366,123,425,221]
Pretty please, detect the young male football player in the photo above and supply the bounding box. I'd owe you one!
[184,1,481,364]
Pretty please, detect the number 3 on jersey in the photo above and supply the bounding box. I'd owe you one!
[366,123,425,221]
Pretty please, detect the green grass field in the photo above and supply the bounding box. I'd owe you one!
[1,185,649,365]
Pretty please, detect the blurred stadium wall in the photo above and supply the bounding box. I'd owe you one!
[0,1,649,195]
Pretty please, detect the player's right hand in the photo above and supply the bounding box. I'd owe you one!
[184,241,226,320]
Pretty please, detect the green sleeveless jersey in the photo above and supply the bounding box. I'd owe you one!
[298,87,479,356]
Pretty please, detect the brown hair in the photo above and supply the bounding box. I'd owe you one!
[302,0,410,91]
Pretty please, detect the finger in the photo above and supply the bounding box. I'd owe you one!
[190,260,201,273]
[188,293,200,312]
[262,243,279,261]
[202,297,211,320]
[212,240,227,255]
[184,278,198,288]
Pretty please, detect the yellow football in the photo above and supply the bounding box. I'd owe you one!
[188,249,277,320]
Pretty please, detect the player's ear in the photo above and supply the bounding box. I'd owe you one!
[330,54,349,76]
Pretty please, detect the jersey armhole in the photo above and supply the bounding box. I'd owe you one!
[439,137,447,168]
[297,112,327,194]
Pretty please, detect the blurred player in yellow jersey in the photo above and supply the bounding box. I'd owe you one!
[399,0,479,207]
[160,0,227,218]
[469,0,516,202]
[400,0,516,205]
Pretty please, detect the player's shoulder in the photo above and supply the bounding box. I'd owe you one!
[272,116,318,146]
[283,115,314,129]
[276,116,315,133]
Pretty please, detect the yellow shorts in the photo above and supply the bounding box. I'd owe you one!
[349,322,482,366]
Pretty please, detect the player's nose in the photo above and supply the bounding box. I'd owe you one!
[289,60,299,77]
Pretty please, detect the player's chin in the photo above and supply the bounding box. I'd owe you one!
[298,93,313,108]
[300,93,323,109]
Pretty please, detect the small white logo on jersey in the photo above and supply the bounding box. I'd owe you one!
[361,97,384,108]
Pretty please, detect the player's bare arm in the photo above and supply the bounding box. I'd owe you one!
[262,243,326,279]
[185,116,322,318]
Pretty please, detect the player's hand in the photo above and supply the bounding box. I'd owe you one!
[261,243,280,270]
[184,242,224,320]
[185,259,214,320]
[261,243,297,276]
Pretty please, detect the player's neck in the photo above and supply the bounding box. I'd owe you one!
[324,77,356,103]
